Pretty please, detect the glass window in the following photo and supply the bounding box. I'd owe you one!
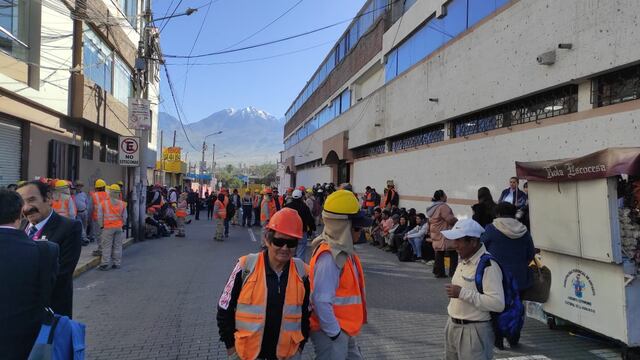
[349,22,359,48]
[119,0,138,29]
[0,0,29,61]
[82,127,94,160]
[441,0,467,40]
[340,89,351,113]
[374,0,388,18]
[113,55,133,104]
[385,49,398,82]
[468,0,496,28]
[83,25,113,92]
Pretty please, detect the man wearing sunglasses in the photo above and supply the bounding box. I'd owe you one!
[309,190,373,360]
[217,208,310,360]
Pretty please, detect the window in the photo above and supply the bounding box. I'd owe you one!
[48,140,80,180]
[82,127,94,160]
[391,124,444,151]
[385,50,398,82]
[100,134,118,163]
[113,55,133,104]
[592,64,640,108]
[83,25,113,92]
[352,141,386,159]
[340,89,351,113]
[118,0,138,28]
[0,0,29,61]
[451,85,578,138]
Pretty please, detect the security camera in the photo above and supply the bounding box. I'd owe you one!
[537,50,556,65]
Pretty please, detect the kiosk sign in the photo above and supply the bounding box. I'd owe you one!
[128,98,151,129]
[563,269,596,314]
[119,136,140,166]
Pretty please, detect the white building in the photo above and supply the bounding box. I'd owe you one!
[279,0,640,216]
[0,0,159,187]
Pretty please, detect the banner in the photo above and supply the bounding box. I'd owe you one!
[162,147,182,173]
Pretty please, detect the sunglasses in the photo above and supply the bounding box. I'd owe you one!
[271,237,299,249]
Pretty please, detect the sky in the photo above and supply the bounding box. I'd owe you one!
[154,0,367,123]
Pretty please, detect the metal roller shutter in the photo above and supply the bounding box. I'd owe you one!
[0,118,22,186]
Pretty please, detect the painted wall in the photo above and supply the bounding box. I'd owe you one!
[296,166,333,189]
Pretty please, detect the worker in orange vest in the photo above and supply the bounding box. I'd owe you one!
[252,190,262,227]
[51,180,77,219]
[176,192,188,237]
[98,184,127,270]
[90,179,109,256]
[260,188,277,227]
[309,190,372,359]
[213,193,227,242]
[217,208,310,360]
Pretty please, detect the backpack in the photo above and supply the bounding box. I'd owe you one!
[475,253,525,349]
[397,240,414,262]
[226,200,236,219]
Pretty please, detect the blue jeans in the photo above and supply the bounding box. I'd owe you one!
[296,233,308,260]
[409,237,422,258]
[224,218,230,236]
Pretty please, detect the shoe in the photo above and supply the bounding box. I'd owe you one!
[98,265,110,271]
[425,260,435,266]
[185,220,192,224]
[112,264,121,269]
[434,274,448,278]
[92,250,102,256]
[82,240,89,247]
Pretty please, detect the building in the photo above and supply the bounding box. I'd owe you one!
[0,0,159,188]
[279,0,640,216]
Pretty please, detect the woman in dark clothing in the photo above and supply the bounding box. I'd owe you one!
[392,215,410,252]
[207,194,216,220]
[472,187,497,228]
[407,208,417,228]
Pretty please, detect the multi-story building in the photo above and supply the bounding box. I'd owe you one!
[0,0,159,187]
[279,0,640,216]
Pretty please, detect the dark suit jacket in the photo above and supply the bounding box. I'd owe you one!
[0,228,59,360]
[37,211,83,317]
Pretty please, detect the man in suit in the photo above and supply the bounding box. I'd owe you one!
[18,181,82,318]
[0,188,59,360]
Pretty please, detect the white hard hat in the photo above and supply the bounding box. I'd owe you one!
[292,189,303,199]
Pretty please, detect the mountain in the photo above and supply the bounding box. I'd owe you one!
[158,107,283,165]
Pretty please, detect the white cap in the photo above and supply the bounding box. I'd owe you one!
[441,219,485,240]
[292,189,303,199]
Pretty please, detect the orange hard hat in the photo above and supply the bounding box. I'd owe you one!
[296,186,306,192]
[266,208,303,239]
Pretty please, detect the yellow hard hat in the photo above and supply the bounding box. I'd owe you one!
[54,179,69,189]
[109,184,121,192]
[323,189,359,215]
[117,181,124,187]
[95,179,107,188]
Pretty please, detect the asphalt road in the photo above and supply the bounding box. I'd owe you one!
[73,214,621,359]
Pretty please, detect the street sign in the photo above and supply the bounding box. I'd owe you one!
[128,97,151,129]
[119,136,140,166]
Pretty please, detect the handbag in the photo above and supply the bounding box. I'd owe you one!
[521,258,552,303]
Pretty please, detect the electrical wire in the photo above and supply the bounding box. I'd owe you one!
[163,0,394,59]
[180,0,214,101]
[161,62,198,151]
[159,0,184,33]
[217,0,304,52]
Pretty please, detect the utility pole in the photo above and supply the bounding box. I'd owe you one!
[200,140,206,197]
[212,144,216,190]
[159,129,163,185]
[172,130,176,147]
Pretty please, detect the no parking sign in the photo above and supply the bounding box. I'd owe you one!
[119,136,140,166]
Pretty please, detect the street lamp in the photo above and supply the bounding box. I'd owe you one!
[151,8,199,23]
[201,131,223,196]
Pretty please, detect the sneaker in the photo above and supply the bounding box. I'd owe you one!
[425,260,435,266]
[112,264,121,269]
[98,265,110,271]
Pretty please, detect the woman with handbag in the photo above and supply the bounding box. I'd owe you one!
[427,190,458,278]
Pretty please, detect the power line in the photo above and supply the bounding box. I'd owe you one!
[218,0,304,52]
[180,0,214,101]
[163,0,393,59]
[159,0,184,33]
[161,62,198,151]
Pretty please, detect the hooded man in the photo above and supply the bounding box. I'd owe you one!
[309,190,372,360]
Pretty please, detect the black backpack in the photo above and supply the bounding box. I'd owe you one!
[226,200,236,219]
[397,240,414,262]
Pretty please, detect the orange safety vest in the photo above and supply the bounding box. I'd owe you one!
[309,243,367,337]
[103,198,125,229]
[52,196,76,218]
[176,200,188,218]
[260,198,277,223]
[214,199,227,219]
[252,195,261,208]
[90,191,108,221]
[364,192,375,207]
[234,252,307,360]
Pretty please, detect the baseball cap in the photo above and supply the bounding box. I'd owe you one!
[441,219,485,240]
[292,189,303,199]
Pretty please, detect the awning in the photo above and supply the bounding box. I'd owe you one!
[516,147,640,182]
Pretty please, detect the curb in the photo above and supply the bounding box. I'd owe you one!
[73,237,135,278]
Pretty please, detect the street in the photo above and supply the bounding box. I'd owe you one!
[73,218,622,360]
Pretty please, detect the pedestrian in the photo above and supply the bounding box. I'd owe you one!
[98,184,127,270]
[384,181,399,210]
[481,202,535,296]
[285,189,316,260]
[0,188,59,360]
[309,190,371,360]
[90,179,108,256]
[241,190,253,227]
[230,188,242,225]
[391,214,410,253]
[404,213,430,262]
[73,180,90,246]
[383,214,400,251]
[472,187,497,228]
[168,187,178,205]
[260,188,277,228]
[188,188,197,215]
[498,177,528,210]
[442,219,505,360]
[427,190,459,278]
[216,208,310,360]
[207,193,216,220]
[51,179,77,219]
[175,192,188,237]
[213,193,226,242]
[520,182,530,229]
[221,188,231,238]
[379,210,393,248]
[17,181,82,317]
[194,192,202,221]
[253,190,262,227]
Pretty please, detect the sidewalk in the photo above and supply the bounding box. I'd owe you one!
[73,237,135,278]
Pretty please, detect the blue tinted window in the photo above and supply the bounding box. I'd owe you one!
[468,0,495,27]
[396,37,413,75]
[349,22,359,47]
[341,89,351,113]
[385,49,398,82]
[441,0,467,39]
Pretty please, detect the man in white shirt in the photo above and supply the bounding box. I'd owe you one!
[441,219,505,360]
